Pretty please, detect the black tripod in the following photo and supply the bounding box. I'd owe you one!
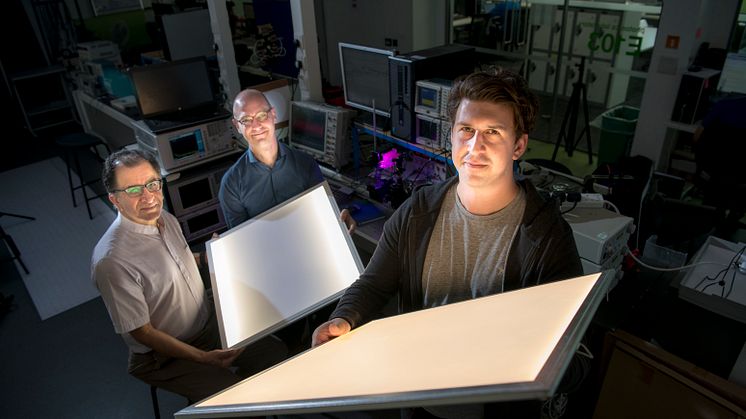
[552,57,593,165]
[0,211,35,274]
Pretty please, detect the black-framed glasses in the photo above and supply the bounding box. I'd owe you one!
[235,108,272,127]
[112,179,163,197]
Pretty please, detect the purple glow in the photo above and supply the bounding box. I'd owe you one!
[378,148,399,170]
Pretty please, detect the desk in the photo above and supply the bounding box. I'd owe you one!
[351,123,453,177]
[74,90,244,243]
[325,176,390,259]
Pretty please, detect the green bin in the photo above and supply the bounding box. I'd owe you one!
[598,106,639,165]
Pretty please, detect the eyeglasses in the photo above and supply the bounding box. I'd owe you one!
[112,179,163,197]
[235,108,272,127]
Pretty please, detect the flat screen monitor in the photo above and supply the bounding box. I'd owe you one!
[130,57,216,118]
[339,42,393,117]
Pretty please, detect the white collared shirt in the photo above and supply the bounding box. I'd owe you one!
[91,211,209,354]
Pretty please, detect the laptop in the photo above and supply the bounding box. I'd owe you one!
[140,104,231,134]
[130,57,232,134]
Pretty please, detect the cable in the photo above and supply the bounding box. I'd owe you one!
[635,165,654,249]
[725,246,745,298]
[625,246,728,272]
[577,342,594,359]
[537,173,556,189]
[561,201,577,214]
[693,265,729,291]
[407,147,451,187]
[726,267,738,298]
[701,280,723,294]
[691,245,745,292]
[603,200,620,214]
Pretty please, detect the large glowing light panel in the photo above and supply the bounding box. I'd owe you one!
[207,182,363,349]
[178,272,610,417]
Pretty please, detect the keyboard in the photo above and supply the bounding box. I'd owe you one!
[143,107,230,134]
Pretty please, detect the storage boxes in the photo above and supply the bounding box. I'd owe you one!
[642,234,687,269]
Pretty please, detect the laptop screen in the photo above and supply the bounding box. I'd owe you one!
[130,57,216,119]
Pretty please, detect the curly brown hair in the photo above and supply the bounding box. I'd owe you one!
[446,68,539,137]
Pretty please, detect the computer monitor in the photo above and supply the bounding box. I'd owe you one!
[289,101,355,169]
[129,57,216,119]
[338,42,393,117]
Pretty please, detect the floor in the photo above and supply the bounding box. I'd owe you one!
[2,118,744,418]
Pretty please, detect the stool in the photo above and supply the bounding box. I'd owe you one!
[150,385,161,419]
[149,385,192,418]
[55,133,111,220]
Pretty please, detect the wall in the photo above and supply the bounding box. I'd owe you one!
[630,0,740,169]
[412,0,447,51]
[319,0,446,87]
[320,0,412,87]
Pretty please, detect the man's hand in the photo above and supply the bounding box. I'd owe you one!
[201,346,245,368]
[340,209,357,234]
[312,318,351,347]
[130,323,245,369]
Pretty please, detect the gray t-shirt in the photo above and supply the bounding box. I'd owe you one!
[91,212,209,354]
[422,183,526,419]
[422,183,527,308]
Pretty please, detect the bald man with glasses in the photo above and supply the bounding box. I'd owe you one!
[91,149,287,402]
[219,89,355,230]
[218,90,356,353]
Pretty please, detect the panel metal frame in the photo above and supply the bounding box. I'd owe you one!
[178,271,613,417]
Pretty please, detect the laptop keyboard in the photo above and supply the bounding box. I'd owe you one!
[143,107,229,133]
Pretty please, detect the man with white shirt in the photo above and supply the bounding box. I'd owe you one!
[92,149,285,402]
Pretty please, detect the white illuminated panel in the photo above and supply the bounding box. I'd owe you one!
[178,272,610,417]
[207,182,363,349]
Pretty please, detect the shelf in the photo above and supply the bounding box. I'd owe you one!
[354,123,452,164]
[26,100,72,117]
[671,148,695,161]
[667,120,698,133]
[10,65,66,82]
[669,158,697,175]
[11,65,75,136]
